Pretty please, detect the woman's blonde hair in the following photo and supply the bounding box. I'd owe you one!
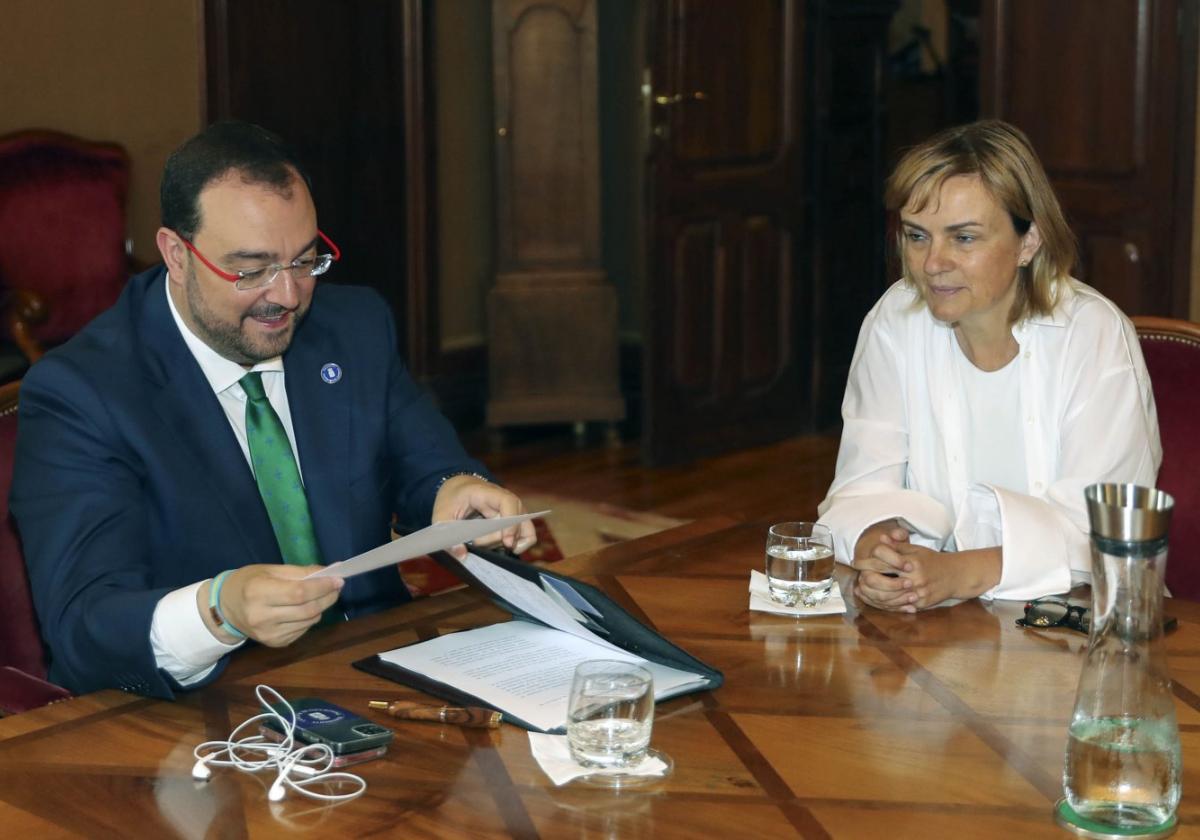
[884,119,1076,322]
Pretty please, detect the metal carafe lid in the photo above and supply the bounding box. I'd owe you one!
[1085,483,1174,543]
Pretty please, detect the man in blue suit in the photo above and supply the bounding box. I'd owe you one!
[11,122,534,698]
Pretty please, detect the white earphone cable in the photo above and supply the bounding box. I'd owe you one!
[192,685,366,802]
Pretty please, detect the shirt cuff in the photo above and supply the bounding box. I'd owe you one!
[150,580,245,687]
[962,485,1079,601]
[818,489,955,564]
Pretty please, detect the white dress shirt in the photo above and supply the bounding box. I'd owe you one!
[817,278,1160,601]
[149,277,305,685]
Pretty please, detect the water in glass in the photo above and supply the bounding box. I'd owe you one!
[1065,716,1181,828]
[766,522,835,607]
[567,661,654,768]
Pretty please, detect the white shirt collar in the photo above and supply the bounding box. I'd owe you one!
[164,272,284,395]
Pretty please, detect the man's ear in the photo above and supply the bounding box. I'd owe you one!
[156,227,187,283]
[1019,222,1043,266]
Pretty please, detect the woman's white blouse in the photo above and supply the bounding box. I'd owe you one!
[955,345,1027,494]
[816,278,1160,600]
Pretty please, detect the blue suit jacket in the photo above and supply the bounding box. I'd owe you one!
[11,267,488,697]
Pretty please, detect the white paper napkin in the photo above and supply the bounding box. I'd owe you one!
[528,733,668,786]
[749,569,846,616]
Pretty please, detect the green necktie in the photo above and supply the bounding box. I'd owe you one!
[240,372,322,567]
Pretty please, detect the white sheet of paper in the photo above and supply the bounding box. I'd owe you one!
[378,621,705,732]
[306,511,547,579]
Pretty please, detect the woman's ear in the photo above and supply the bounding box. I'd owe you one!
[1019,222,1043,266]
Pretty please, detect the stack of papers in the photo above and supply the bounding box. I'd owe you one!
[341,512,720,733]
[375,553,709,732]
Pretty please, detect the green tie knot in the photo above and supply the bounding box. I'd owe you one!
[240,371,268,403]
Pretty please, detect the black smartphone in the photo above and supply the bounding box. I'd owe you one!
[258,723,389,767]
[262,698,394,755]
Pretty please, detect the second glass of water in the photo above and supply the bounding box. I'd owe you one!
[766,522,835,607]
[567,660,654,769]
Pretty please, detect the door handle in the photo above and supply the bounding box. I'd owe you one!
[653,91,707,106]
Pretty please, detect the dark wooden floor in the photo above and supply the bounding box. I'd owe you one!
[474,432,842,524]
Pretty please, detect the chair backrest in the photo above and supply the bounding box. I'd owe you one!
[0,380,48,677]
[1132,316,1200,599]
[0,130,130,345]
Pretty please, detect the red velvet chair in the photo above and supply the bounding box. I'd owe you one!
[1133,316,1200,600]
[0,130,131,373]
[0,380,72,713]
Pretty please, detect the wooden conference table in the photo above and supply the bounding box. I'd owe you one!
[2,516,1199,839]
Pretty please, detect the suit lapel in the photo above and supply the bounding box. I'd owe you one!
[137,270,282,564]
[284,320,353,566]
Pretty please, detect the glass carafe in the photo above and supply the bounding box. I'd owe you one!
[1060,483,1180,838]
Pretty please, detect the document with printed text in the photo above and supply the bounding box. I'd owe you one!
[369,551,711,732]
[378,619,706,732]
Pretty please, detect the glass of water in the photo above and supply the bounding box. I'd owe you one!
[766,522,835,607]
[567,660,655,772]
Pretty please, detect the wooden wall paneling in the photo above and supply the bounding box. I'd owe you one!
[808,1,898,431]
[981,0,1197,317]
[401,0,438,380]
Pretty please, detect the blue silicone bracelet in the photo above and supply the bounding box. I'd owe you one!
[209,570,247,640]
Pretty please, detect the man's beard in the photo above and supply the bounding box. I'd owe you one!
[185,264,306,364]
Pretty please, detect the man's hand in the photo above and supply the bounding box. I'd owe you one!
[853,540,1002,613]
[432,475,537,559]
[198,565,344,646]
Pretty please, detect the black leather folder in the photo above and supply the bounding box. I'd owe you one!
[352,545,723,732]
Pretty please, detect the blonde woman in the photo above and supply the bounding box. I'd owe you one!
[817,120,1159,612]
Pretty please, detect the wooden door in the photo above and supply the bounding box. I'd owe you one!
[643,0,808,465]
[981,0,1198,317]
[204,0,438,377]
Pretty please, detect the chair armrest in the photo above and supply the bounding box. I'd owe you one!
[0,665,72,715]
[3,288,49,363]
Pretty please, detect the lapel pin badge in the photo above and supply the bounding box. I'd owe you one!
[320,362,342,384]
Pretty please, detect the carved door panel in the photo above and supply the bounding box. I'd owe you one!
[982,0,1197,316]
[643,0,808,465]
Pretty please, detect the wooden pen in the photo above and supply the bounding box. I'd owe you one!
[368,700,502,729]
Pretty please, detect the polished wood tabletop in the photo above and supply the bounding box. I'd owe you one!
[2,516,1199,839]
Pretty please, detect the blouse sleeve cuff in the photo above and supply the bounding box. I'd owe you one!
[818,489,954,565]
[962,485,1082,601]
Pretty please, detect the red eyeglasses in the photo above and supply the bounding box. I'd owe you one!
[178,230,341,291]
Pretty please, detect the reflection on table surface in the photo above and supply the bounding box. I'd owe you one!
[1,516,1198,838]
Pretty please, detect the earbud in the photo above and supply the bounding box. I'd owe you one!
[268,781,287,802]
[192,757,213,781]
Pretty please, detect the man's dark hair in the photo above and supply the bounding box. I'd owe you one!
[160,121,313,240]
